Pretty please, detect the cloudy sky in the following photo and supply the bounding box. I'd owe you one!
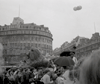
[0,0,100,49]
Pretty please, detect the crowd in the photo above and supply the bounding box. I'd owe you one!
[0,44,100,84]
[0,62,72,84]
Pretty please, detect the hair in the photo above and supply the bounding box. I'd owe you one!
[57,71,63,76]
[62,66,67,69]
[79,49,100,84]
[43,69,50,74]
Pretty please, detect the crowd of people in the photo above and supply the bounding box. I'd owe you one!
[0,43,100,84]
[0,62,72,84]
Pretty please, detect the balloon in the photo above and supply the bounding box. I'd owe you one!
[73,6,82,11]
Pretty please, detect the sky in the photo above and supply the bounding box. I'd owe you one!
[0,0,100,49]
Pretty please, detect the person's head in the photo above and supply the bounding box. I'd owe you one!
[44,68,53,77]
[9,70,14,75]
[52,73,57,80]
[27,68,30,72]
[70,51,75,58]
[22,68,26,73]
[62,65,72,71]
[38,69,43,74]
[18,70,21,75]
[79,49,100,84]
[43,69,50,74]
[57,71,63,76]
[33,68,37,73]
[60,66,65,72]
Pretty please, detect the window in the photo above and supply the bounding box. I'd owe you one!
[30,31,32,34]
[26,26,28,28]
[2,28,4,31]
[34,31,37,34]
[25,30,29,34]
[37,31,39,34]
[36,44,38,47]
[38,44,40,47]
[34,26,37,30]
[35,37,37,41]
[37,37,39,41]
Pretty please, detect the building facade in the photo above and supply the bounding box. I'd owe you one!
[53,36,87,56]
[53,33,100,59]
[0,17,53,65]
[75,32,100,59]
[53,47,61,56]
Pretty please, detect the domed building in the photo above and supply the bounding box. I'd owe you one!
[0,17,53,65]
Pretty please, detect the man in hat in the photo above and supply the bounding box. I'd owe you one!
[70,52,77,65]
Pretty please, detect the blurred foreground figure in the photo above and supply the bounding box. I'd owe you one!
[79,49,100,84]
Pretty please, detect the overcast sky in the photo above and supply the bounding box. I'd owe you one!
[0,0,100,49]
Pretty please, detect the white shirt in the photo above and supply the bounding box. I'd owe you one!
[41,74,51,84]
[62,70,74,84]
[73,57,78,64]
[56,76,64,84]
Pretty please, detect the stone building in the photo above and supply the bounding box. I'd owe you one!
[53,47,61,56]
[75,32,100,59]
[53,36,88,56]
[53,33,100,59]
[0,17,53,65]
